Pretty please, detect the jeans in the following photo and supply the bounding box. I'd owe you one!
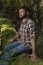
[2,41,32,61]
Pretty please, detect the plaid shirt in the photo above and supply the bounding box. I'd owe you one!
[17,19,35,46]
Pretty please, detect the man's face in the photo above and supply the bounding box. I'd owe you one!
[19,9,26,19]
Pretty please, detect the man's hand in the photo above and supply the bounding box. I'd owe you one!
[8,38,14,43]
[8,34,19,43]
[30,39,37,62]
[31,52,37,62]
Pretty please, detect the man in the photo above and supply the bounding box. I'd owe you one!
[1,6,36,63]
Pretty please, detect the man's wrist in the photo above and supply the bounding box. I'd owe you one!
[32,50,36,54]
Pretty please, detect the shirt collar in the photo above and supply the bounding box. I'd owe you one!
[21,18,28,24]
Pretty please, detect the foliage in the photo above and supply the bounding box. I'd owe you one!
[1,18,16,47]
[36,35,43,59]
[0,0,43,32]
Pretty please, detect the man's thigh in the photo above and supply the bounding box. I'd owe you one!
[9,44,32,56]
[4,41,21,51]
[2,44,26,61]
[25,47,32,54]
[2,44,32,61]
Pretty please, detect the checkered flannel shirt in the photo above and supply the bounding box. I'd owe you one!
[16,19,35,47]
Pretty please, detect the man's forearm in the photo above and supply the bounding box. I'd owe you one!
[31,39,37,62]
[31,39,36,53]
[13,34,19,41]
[8,34,19,42]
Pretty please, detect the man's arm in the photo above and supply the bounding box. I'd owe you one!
[8,33,19,43]
[29,20,36,52]
[31,39,36,53]
[29,20,36,62]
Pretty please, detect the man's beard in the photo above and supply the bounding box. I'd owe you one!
[19,14,27,20]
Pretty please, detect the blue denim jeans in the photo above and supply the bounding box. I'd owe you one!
[2,41,32,61]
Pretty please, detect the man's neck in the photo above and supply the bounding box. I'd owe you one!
[22,18,27,23]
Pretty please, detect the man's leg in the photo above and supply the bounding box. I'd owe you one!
[1,41,21,61]
[2,43,32,61]
[4,41,21,51]
[8,44,32,58]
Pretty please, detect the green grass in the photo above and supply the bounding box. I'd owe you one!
[10,54,43,65]
[0,54,43,65]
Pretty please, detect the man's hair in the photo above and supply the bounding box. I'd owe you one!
[19,6,30,12]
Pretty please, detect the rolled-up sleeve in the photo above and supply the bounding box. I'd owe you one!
[29,21,36,40]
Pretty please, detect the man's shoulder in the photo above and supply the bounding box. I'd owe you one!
[27,18,34,24]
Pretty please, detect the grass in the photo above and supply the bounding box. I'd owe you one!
[0,50,43,64]
[0,54,43,65]
[10,54,43,65]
